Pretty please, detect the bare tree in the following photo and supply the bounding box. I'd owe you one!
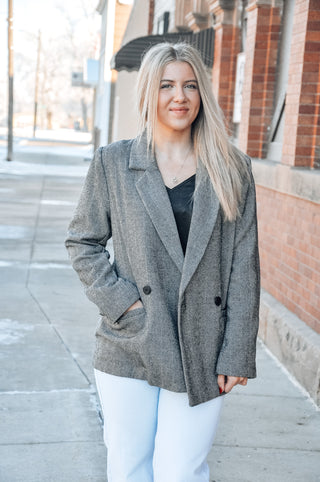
[54,0,99,130]
[6,0,99,131]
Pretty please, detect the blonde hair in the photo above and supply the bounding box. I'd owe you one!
[136,42,250,222]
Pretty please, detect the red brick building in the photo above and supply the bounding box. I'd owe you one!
[107,0,320,404]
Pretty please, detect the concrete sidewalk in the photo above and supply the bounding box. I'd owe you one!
[0,147,319,482]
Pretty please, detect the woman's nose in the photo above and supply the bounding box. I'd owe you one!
[173,85,186,102]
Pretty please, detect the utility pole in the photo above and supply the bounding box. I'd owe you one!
[33,30,41,137]
[7,0,13,162]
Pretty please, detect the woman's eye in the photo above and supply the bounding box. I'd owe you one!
[160,83,198,90]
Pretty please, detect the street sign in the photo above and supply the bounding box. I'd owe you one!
[71,72,84,87]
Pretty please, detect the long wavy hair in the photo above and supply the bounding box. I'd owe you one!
[136,42,250,222]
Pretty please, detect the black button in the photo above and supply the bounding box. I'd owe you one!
[214,296,222,306]
[143,285,152,295]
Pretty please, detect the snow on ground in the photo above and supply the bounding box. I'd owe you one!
[0,127,92,144]
[0,131,93,177]
[0,157,90,177]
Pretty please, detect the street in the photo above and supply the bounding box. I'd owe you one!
[0,142,319,482]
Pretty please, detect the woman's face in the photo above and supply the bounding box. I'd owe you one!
[156,61,201,135]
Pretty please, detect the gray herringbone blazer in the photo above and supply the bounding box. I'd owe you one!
[65,134,260,406]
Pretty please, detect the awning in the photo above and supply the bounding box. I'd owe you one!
[111,28,215,72]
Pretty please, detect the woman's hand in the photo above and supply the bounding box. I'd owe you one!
[217,374,248,394]
[124,299,143,314]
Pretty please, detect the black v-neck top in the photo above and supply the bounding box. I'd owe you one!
[166,174,196,255]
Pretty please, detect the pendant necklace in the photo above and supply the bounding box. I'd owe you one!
[172,146,192,185]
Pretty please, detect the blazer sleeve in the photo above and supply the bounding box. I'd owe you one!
[65,147,140,323]
[215,168,260,378]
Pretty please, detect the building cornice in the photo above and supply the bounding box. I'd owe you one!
[252,159,320,204]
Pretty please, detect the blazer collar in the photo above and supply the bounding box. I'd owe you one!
[133,133,185,272]
[129,132,153,171]
[131,133,220,288]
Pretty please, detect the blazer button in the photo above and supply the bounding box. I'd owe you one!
[214,296,222,306]
[143,285,152,295]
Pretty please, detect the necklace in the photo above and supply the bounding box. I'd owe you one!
[171,146,192,185]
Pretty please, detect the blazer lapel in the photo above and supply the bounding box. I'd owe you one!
[130,135,185,273]
[129,134,220,281]
[180,166,220,296]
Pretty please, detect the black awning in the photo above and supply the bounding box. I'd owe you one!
[111,28,215,72]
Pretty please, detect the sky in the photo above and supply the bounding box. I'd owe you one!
[0,0,100,124]
[1,0,66,67]
[1,0,100,65]
[1,0,66,39]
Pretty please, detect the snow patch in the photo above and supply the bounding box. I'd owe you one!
[0,319,34,345]
[41,200,76,206]
[0,225,32,239]
[0,260,71,269]
[0,160,89,178]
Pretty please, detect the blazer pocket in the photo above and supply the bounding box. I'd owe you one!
[100,307,146,338]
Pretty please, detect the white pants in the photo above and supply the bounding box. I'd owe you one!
[94,369,224,482]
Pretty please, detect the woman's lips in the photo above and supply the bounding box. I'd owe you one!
[170,108,189,114]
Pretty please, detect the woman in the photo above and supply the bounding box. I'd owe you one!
[65,42,260,482]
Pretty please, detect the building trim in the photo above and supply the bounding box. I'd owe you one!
[252,159,320,204]
[259,289,320,407]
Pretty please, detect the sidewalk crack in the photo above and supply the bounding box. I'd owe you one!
[24,175,91,386]
[26,287,91,386]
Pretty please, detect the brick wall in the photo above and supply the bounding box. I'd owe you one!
[208,0,320,404]
[233,0,320,338]
[282,0,320,168]
[257,185,320,334]
[238,1,281,157]
[212,22,240,129]
[210,1,240,130]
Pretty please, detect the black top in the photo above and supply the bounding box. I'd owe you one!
[166,174,196,255]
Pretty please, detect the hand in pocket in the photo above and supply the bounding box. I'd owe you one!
[124,299,143,314]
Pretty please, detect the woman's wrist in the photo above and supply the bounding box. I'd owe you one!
[124,299,143,314]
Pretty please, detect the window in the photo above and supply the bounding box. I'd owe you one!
[157,11,170,34]
[267,0,295,162]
